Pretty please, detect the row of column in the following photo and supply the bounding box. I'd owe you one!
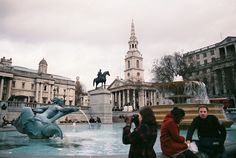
[35,82,55,103]
[111,89,157,110]
[0,77,12,101]
[213,66,235,96]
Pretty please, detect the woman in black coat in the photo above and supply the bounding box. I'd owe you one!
[122,107,158,158]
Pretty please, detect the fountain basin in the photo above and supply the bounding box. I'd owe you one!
[1,123,236,157]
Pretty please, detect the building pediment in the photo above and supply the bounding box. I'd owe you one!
[108,79,126,90]
[219,36,236,46]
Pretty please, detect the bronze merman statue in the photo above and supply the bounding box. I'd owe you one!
[13,98,79,139]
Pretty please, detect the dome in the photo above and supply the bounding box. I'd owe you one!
[39,58,48,65]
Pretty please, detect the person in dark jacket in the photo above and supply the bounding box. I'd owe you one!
[160,107,197,157]
[122,106,158,158]
[186,105,227,158]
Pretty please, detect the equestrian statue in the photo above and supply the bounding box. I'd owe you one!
[93,69,110,89]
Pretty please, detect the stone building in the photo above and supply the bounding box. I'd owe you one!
[0,57,75,105]
[108,21,156,111]
[183,36,236,105]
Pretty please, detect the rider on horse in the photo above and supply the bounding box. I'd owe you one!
[93,69,110,89]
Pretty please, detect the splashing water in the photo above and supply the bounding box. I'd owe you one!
[79,109,91,126]
[184,81,209,104]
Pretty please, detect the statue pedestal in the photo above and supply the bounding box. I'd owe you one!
[89,88,112,123]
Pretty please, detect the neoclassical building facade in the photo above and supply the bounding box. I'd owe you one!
[0,57,75,105]
[108,21,157,110]
[183,36,236,105]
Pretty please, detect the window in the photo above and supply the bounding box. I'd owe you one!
[31,84,34,90]
[128,61,130,68]
[203,53,207,58]
[204,60,207,65]
[12,81,15,88]
[188,56,192,61]
[22,82,25,89]
[210,50,214,55]
[196,54,200,59]
[137,72,140,76]
[219,47,226,59]
[136,60,139,68]
[44,85,47,91]
[127,73,130,77]
[212,57,215,62]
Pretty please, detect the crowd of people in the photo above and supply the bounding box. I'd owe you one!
[122,105,228,158]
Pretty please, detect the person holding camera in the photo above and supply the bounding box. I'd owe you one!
[122,106,158,158]
[160,107,197,158]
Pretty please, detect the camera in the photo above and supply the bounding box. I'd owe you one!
[132,114,139,127]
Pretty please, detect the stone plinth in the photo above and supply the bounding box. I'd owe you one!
[89,88,112,123]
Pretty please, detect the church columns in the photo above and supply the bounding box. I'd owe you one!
[139,90,144,108]
[110,88,158,110]
[154,91,157,105]
[150,90,153,105]
[122,90,125,107]
[127,89,130,104]
[133,89,136,110]
[118,91,121,109]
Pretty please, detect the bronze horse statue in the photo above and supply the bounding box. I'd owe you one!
[93,71,110,89]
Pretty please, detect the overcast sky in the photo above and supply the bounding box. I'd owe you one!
[0,0,236,91]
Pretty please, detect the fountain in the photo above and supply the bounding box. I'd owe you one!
[156,80,209,105]
[153,80,233,127]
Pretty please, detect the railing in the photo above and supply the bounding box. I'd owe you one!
[1,101,85,112]
[1,101,49,112]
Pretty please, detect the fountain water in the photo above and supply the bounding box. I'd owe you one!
[153,80,233,127]
[156,80,209,105]
[79,109,91,126]
[184,81,209,104]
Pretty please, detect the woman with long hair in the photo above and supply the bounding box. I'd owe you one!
[122,106,158,158]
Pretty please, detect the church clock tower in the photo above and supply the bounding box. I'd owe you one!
[124,20,144,82]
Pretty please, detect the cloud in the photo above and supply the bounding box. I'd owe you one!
[0,0,236,90]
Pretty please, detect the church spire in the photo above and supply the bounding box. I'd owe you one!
[125,20,144,82]
[130,19,137,41]
[128,20,138,50]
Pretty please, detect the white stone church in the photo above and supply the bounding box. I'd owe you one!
[108,21,157,111]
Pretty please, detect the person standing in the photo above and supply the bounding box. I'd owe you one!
[122,106,158,158]
[160,107,197,158]
[186,105,227,158]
